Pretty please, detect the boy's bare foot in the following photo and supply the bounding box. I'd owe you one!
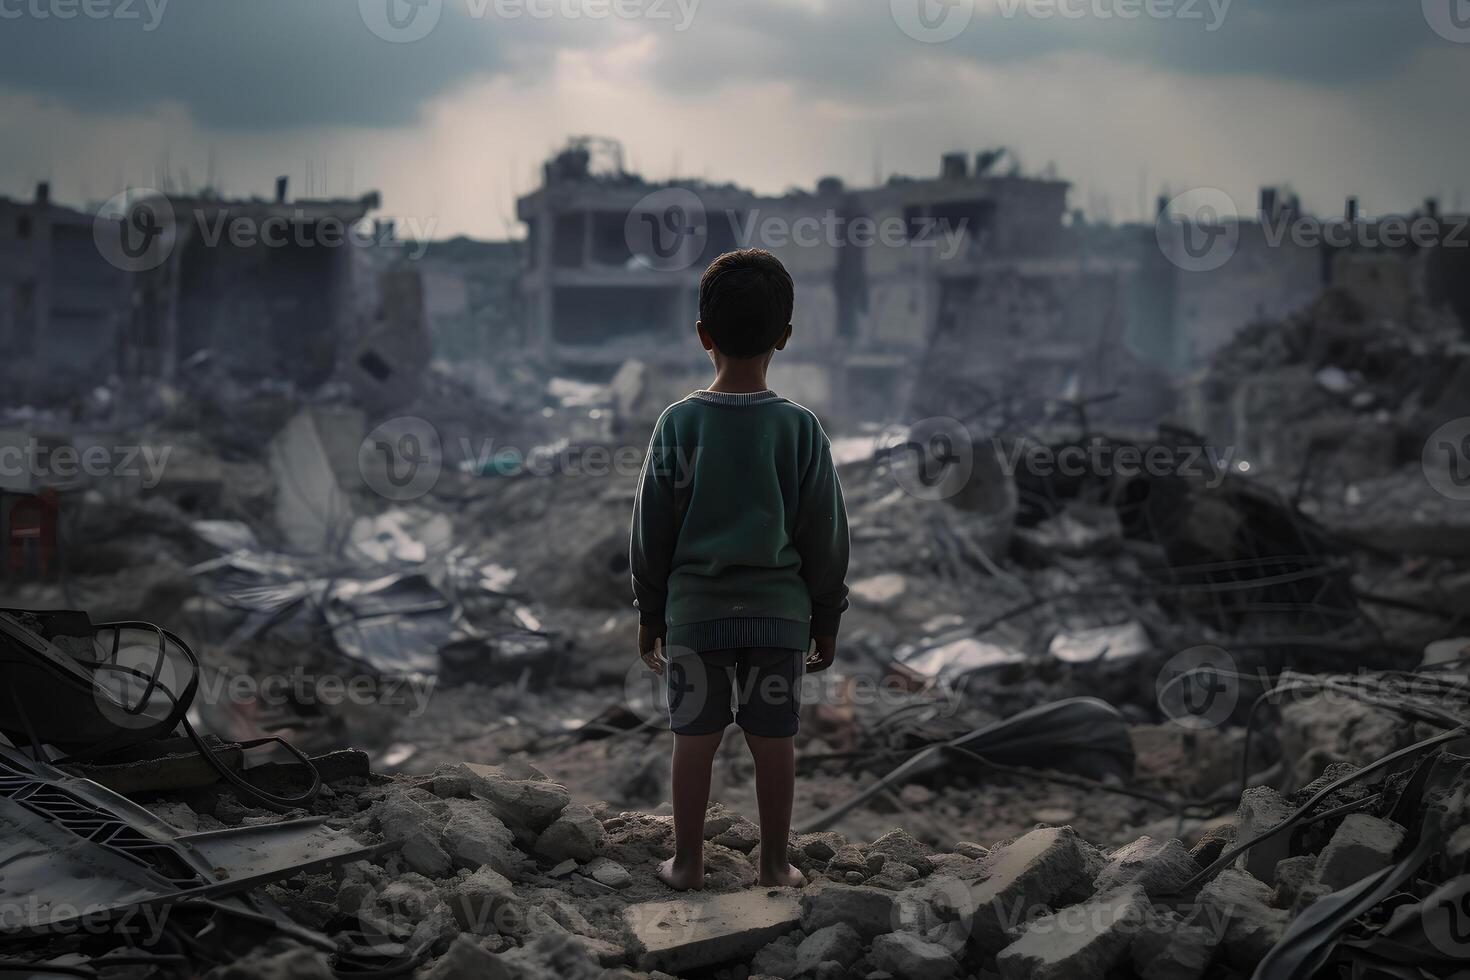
[758,863,807,888]
[657,856,706,891]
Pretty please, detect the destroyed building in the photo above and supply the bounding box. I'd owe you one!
[0,182,133,405]
[517,140,1143,422]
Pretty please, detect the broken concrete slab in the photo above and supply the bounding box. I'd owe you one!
[994,883,1150,980]
[1233,786,1294,885]
[966,826,1101,953]
[422,933,513,980]
[459,762,573,833]
[446,867,517,935]
[441,799,526,879]
[1131,907,1219,980]
[1313,814,1405,891]
[1196,869,1289,971]
[871,931,960,980]
[586,857,633,889]
[534,803,606,863]
[868,827,937,876]
[800,881,897,940]
[795,922,862,975]
[624,889,802,974]
[1093,836,1198,897]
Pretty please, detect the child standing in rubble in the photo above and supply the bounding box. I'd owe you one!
[630,248,850,891]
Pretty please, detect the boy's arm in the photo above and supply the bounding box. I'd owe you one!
[793,427,850,646]
[630,414,677,641]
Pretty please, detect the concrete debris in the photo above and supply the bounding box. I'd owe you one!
[624,890,802,974]
[534,802,608,863]
[1092,836,1198,897]
[967,826,1102,953]
[870,930,961,980]
[994,883,1150,980]
[800,881,898,940]
[1313,814,1406,891]
[793,921,862,975]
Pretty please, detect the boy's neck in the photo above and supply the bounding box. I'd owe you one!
[707,365,771,394]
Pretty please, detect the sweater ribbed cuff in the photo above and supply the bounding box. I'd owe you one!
[810,609,843,638]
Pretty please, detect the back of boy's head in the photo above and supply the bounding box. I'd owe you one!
[698,248,794,358]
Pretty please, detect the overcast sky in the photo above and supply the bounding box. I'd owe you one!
[1,0,1466,238]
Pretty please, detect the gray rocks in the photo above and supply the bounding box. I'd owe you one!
[870,932,959,980]
[442,799,525,879]
[586,857,633,889]
[994,883,1150,980]
[1313,814,1405,890]
[795,922,862,974]
[624,890,802,974]
[1093,836,1198,897]
[1233,787,1295,884]
[1196,869,1288,971]
[967,826,1101,953]
[459,762,572,834]
[534,803,606,863]
[800,882,897,940]
[421,934,513,980]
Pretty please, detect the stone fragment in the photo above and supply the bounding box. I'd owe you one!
[1093,836,1197,897]
[871,932,959,980]
[967,826,1100,953]
[1233,787,1294,885]
[624,890,802,974]
[994,884,1150,980]
[535,803,606,863]
[586,857,633,889]
[1196,870,1288,971]
[795,922,862,975]
[1313,814,1405,891]
[800,882,897,940]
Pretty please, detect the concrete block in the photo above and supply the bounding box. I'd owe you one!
[625,889,801,974]
[994,884,1150,980]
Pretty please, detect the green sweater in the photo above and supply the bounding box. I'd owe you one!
[630,389,850,652]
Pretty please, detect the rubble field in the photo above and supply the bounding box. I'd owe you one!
[4,286,1470,978]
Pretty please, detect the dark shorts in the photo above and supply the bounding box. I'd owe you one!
[666,647,804,738]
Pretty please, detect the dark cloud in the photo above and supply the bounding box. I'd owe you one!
[0,0,1456,130]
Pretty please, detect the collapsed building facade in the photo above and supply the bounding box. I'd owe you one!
[516,139,1470,430]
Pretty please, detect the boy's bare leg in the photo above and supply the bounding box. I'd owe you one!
[658,730,725,890]
[745,732,807,887]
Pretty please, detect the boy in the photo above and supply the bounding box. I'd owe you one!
[630,247,850,891]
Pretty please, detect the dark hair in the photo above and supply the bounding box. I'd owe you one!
[698,248,795,358]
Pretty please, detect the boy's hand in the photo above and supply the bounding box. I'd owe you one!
[639,625,666,674]
[806,636,837,673]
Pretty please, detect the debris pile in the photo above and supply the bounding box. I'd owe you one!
[3,667,1467,980]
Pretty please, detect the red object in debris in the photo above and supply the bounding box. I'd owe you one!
[6,489,59,579]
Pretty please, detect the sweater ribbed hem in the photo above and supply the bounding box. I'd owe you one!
[687,389,783,407]
[666,617,809,653]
